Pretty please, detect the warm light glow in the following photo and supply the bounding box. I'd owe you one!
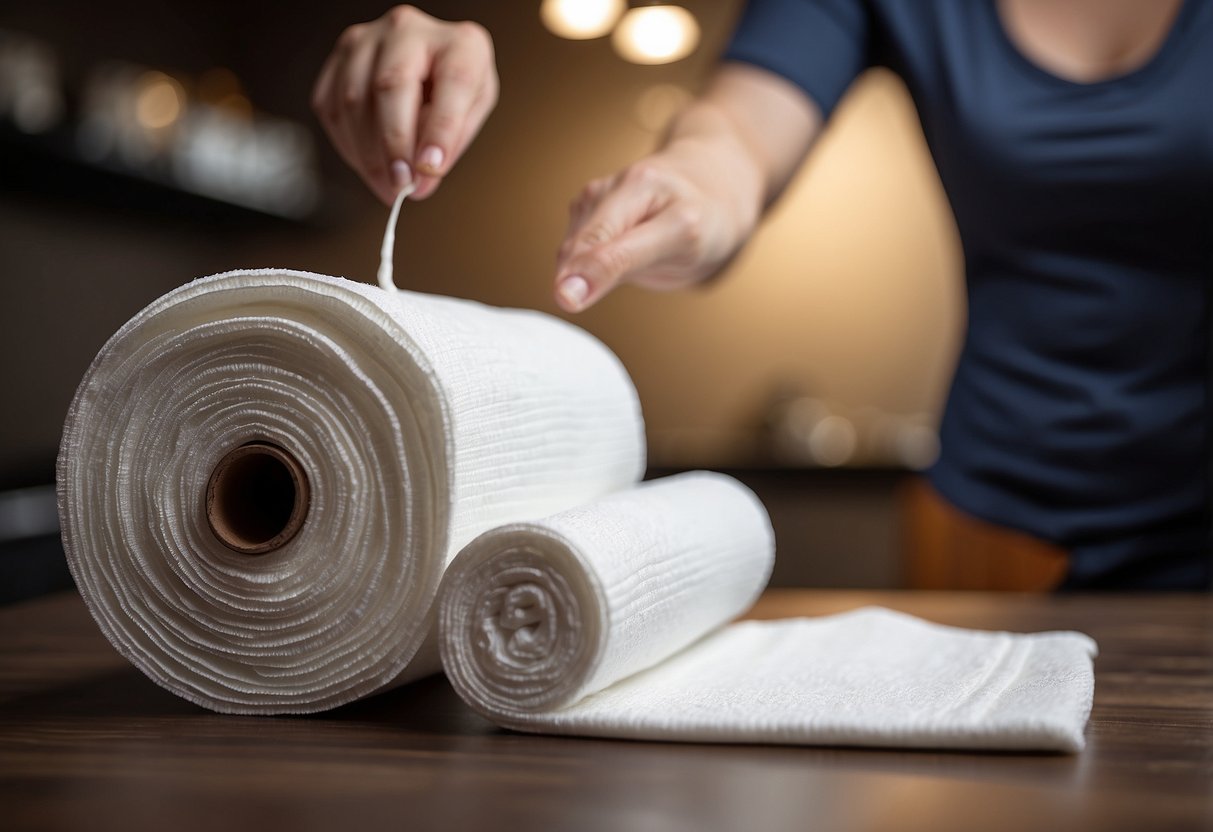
[895,423,940,470]
[808,415,858,467]
[134,71,184,129]
[612,5,700,65]
[198,68,253,118]
[541,0,625,40]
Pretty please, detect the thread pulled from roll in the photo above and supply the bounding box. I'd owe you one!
[58,269,645,713]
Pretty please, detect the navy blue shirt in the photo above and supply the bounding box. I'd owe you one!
[725,0,1213,588]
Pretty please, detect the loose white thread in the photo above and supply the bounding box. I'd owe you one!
[378,183,417,292]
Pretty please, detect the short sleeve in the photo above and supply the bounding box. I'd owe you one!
[721,0,872,119]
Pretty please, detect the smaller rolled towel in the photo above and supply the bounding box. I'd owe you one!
[438,472,1098,752]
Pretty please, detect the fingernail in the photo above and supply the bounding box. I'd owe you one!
[417,145,444,174]
[559,275,590,310]
[391,160,413,189]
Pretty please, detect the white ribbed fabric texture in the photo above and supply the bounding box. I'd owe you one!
[57,269,645,714]
[439,473,1098,752]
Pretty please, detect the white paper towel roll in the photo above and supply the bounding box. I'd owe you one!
[438,472,1098,752]
[57,269,645,714]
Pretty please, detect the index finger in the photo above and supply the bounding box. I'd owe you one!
[373,30,432,190]
[414,23,495,178]
[554,172,672,310]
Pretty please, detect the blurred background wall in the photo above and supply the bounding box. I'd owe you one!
[0,0,964,598]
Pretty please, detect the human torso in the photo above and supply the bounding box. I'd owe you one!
[869,0,1213,586]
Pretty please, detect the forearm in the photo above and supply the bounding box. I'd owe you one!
[661,62,824,216]
[551,63,823,312]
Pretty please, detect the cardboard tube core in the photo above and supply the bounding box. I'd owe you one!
[206,442,309,554]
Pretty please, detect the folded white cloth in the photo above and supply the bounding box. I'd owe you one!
[57,269,645,714]
[439,472,1098,752]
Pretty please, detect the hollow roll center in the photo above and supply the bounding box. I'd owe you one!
[206,442,310,554]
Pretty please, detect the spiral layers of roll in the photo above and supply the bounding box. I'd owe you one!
[58,270,645,713]
[438,472,775,727]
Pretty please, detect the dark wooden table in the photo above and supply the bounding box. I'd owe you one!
[2,590,1210,832]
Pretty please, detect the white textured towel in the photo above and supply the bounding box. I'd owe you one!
[57,269,645,714]
[439,473,1098,752]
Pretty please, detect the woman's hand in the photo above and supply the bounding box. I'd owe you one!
[554,63,823,312]
[554,142,762,312]
[311,5,498,204]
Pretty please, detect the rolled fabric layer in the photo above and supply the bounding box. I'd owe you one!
[57,269,645,714]
[439,473,1098,752]
[439,472,775,717]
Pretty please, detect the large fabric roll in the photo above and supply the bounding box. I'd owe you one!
[438,472,1098,752]
[57,269,645,714]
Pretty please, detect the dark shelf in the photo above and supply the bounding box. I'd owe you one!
[0,121,325,230]
[0,536,73,605]
[646,464,915,482]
